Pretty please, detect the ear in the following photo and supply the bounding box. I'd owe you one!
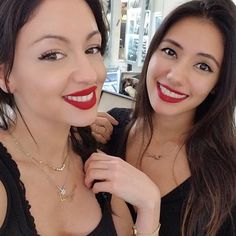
[0,65,15,93]
[0,64,8,93]
[0,64,9,93]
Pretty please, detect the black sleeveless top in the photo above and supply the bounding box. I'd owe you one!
[0,143,117,236]
[105,108,236,236]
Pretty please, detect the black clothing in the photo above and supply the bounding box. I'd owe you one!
[106,107,236,236]
[0,143,117,236]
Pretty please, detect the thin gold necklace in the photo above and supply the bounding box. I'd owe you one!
[10,133,69,172]
[33,154,76,202]
[36,158,76,202]
[9,133,76,201]
[144,144,183,186]
[144,143,180,161]
[144,152,162,160]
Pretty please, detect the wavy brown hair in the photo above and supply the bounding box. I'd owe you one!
[131,0,236,235]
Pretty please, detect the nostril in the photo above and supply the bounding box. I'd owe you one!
[166,66,187,86]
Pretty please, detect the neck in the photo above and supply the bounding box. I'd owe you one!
[10,116,71,164]
[150,113,194,143]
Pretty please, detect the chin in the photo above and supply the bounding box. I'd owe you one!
[70,110,97,127]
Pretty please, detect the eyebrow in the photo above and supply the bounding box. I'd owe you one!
[31,30,101,45]
[86,30,101,40]
[162,39,183,50]
[162,38,220,68]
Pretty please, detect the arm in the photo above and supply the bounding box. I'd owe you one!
[84,152,160,235]
[111,195,161,236]
[0,181,7,227]
[111,195,134,235]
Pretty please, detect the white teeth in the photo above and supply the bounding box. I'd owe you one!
[66,92,93,102]
[160,85,187,99]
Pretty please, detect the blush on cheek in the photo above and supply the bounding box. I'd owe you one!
[99,63,106,82]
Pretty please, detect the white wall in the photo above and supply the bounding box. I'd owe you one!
[162,0,188,17]
[98,91,134,112]
[162,0,236,17]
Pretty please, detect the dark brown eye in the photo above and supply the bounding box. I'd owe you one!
[162,48,177,58]
[38,51,65,61]
[85,46,102,55]
[195,63,213,72]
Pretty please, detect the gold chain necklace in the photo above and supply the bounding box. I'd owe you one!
[34,157,76,202]
[9,133,76,202]
[144,144,183,186]
[144,152,162,160]
[10,133,68,172]
[144,144,180,161]
[40,162,76,202]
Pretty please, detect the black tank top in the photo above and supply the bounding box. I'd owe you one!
[0,143,117,236]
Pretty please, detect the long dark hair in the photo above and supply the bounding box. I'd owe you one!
[132,0,236,235]
[0,0,108,162]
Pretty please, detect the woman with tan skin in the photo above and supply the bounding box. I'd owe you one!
[0,0,161,235]
[92,0,236,235]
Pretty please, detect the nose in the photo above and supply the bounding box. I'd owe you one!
[166,60,188,87]
[69,54,98,84]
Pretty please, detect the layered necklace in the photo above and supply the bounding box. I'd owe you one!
[9,133,76,202]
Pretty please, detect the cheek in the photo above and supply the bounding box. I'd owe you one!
[91,57,106,83]
[146,59,157,86]
[9,58,48,95]
[146,55,169,83]
[146,60,163,92]
[99,63,106,84]
[95,62,106,98]
[146,64,157,97]
[146,57,157,78]
[191,79,217,102]
[8,73,31,95]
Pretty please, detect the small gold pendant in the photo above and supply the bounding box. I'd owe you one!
[57,186,72,202]
[145,153,162,160]
[57,185,76,202]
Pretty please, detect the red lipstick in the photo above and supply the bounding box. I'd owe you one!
[63,86,97,110]
[157,82,188,103]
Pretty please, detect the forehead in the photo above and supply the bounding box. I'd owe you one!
[18,0,98,42]
[163,17,224,61]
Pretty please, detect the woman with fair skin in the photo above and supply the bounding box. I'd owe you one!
[0,0,160,235]
[92,0,236,235]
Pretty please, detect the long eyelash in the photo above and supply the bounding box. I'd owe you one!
[205,65,213,72]
[96,46,102,51]
[161,48,176,58]
[38,50,63,60]
[38,51,54,60]
[86,46,102,55]
[197,63,213,73]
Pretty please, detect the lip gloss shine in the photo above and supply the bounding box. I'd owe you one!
[157,83,188,103]
[63,86,97,110]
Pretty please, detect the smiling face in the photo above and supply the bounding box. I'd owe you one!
[146,17,224,120]
[6,0,106,127]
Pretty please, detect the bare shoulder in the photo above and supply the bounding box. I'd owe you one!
[0,180,7,227]
[111,195,133,236]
